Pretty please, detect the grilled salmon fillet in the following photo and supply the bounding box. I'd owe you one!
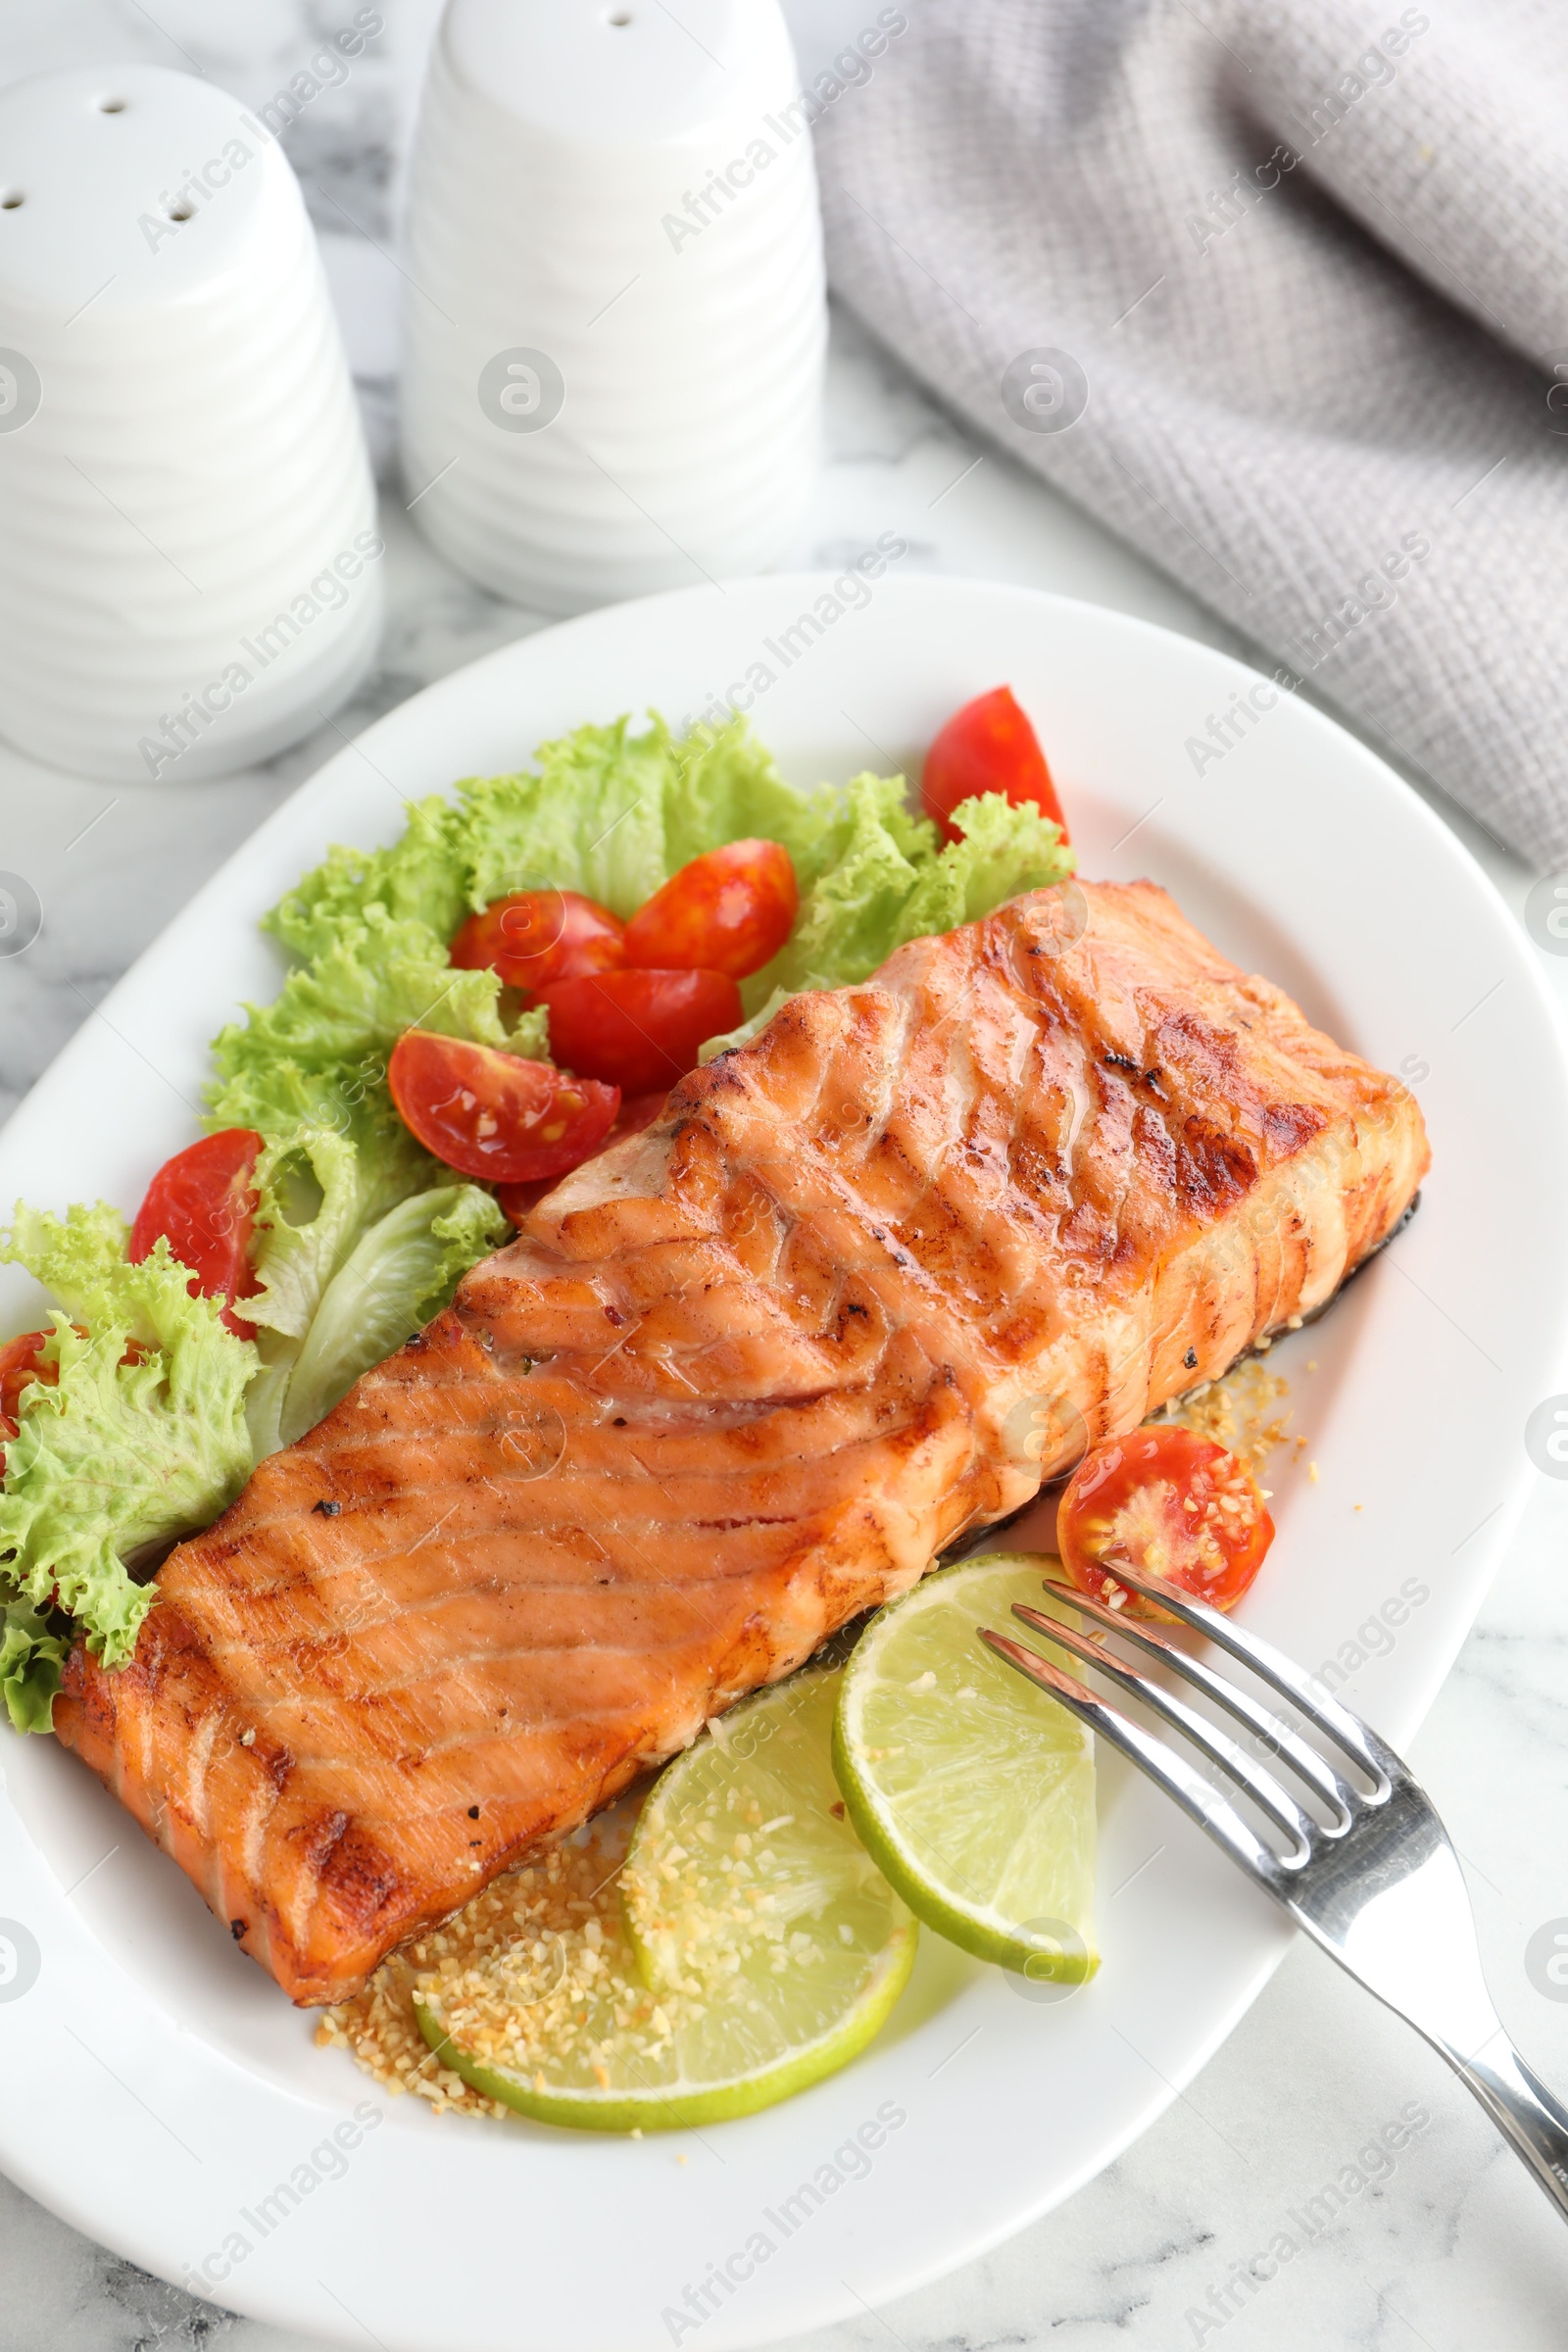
[55,880,1428,2003]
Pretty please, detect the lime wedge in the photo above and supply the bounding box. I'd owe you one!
[415,1668,916,2132]
[832,1554,1099,1982]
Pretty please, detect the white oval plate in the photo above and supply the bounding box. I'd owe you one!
[1,574,1564,2352]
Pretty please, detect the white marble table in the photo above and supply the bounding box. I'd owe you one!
[5,7,1568,2350]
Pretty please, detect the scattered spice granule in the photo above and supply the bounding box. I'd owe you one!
[1152,1356,1297,1479]
[315,1760,858,2124]
[316,1807,638,2121]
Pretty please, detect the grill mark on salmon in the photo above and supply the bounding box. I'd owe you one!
[54,880,1428,2003]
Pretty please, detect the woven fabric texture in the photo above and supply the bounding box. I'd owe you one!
[818,0,1568,866]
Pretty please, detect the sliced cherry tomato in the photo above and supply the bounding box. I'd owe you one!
[388,1030,619,1184]
[449,890,625,995]
[495,1090,671,1227]
[0,1328,55,1446]
[622,841,798,981]
[610,1089,673,1142]
[0,1330,56,1478]
[129,1129,264,1337]
[921,685,1068,845]
[541,969,742,1095]
[1055,1424,1274,1618]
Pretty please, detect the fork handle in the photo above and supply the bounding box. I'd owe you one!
[1446,2036,1568,2222]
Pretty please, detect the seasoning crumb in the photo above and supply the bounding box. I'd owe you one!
[311,1498,341,1517]
[320,1809,639,2122]
[1308,1460,1321,1483]
[1154,1356,1294,1478]
[239,1727,256,1747]
[828,1799,846,1820]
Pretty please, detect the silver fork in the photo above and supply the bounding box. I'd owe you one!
[980,1559,1568,2220]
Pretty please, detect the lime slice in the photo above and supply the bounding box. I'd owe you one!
[415,1667,916,2132]
[833,1553,1099,1982]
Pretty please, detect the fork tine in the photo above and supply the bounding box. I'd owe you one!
[1009,1604,1315,1859]
[1026,1588,1357,1830]
[979,1629,1286,1891]
[1065,1558,1395,1793]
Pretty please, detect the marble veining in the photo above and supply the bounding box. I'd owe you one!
[3,5,1568,2349]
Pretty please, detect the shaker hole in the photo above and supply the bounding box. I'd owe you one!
[167,202,195,221]
[96,96,127,113]
[608,10,633,23]
[0,192,24,211]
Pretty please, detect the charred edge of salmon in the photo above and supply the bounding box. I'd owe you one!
[937,1188,1424,1567]
[52,1617,413,1998]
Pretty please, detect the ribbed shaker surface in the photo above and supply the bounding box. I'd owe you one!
[0,63,380,783]
[400,0,826,614]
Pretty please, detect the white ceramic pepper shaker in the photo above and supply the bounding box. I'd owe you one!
[0,62,381,784]
[399,0,826,615]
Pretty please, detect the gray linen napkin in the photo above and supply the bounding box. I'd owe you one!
[816,0,1568,868]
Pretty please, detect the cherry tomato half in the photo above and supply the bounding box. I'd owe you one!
[0,1327,54,1441]
[921,685,1068,846]
[129,1129,264,1338]
[388,1030,620,1184]
[622,841,798,982]
[495,1089,670,1228]
[610,1089,674,1143]
[541,969,742,1095]
[449,890,625,995]
[1055,1424,1274,1618]
[0,1329,56,1478]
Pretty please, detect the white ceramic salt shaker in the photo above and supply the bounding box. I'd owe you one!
[400,0,825,614]
[0,63,380,784]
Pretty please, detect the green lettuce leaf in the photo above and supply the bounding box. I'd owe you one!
[212,908,545,1084]
[265,795,470,964]
[747,773,936,1005]
[744,777,1071,1007]
[659,718,838,880]
[248,1123,436,1344]
[893,790,1076,947]
[453,718,677,920]
[2,1200,140,1333]
[278,1182,509,1445]
[0,1207,256,1671]
[0,1600,69,1735]
[705,784,1073,1053]
[241,1125,419,1460]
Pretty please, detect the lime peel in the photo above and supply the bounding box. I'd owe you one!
[415,1667,916,2132]
[833,1553,1100,1980]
